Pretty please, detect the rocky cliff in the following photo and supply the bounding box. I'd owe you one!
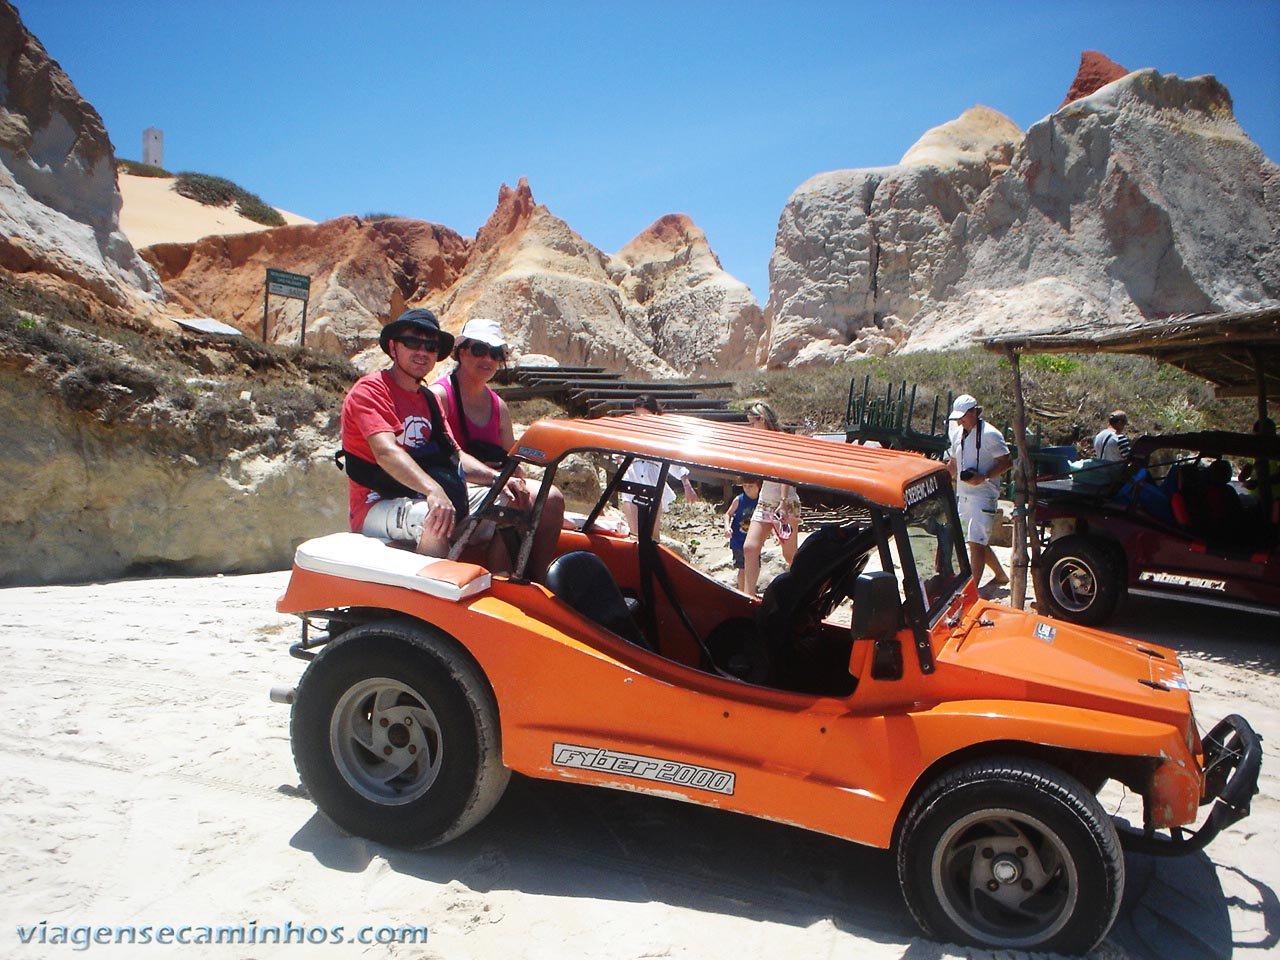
[0,0,161,309]
[144,215,471,362]
[610,213,766,372]
[767,63,1280,364]
[0,275,352,586]
[428,179,678,376]
[148,178,763,377]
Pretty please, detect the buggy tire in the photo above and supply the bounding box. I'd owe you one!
[1033,534,1122,626]
[291,619,509,849]
[897,757,1123,955]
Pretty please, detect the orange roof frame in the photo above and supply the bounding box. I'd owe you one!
[516,414,946,510]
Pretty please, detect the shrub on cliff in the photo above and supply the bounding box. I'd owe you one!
[173,172,286,227]
[116,158,171,177]
[729,349,1252,442]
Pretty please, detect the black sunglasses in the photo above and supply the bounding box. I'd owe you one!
[465,341,507,361]
[395,335,439,353]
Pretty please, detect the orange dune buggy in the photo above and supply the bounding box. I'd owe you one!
[274,414,1260,954]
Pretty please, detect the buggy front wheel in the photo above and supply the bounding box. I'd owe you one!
[1033,535,1122,625]
[897,757,1123,954]
[290,620,509,849]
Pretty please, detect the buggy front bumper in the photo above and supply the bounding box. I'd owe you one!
[1119,714,1261,856]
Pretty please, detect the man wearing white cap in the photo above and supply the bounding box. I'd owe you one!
[946,394,1013,594]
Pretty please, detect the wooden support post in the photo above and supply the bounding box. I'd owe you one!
[1005,347,1035,610]
[1253,348,1269,422]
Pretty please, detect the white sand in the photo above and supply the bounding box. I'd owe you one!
[1,537,1276,959]
[118,173,313,249]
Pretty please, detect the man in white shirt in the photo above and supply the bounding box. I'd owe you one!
[1093,411,1131,462]
[947,394,1014,595]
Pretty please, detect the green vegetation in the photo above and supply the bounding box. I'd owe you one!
[361,212,401,221]
[512,347,1253,443]
[1,261,1256,466]
[117,158,172,177]
[721,349,1254,443]
[0,274,357,460]
[173,172,286,227]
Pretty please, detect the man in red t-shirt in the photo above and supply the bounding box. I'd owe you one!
[341,309,530,559]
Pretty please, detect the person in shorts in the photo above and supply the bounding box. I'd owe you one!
[742,401,801,595]
[724,478,762,593]
[618,395,698,539]
[340,309,531,567]
[946,394,1013,595]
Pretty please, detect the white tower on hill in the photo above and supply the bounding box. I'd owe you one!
[143,128,163,168]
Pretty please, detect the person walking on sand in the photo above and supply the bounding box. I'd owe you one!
[946,394,1012,597]
[724,478,762,594]
[742,401,801,596]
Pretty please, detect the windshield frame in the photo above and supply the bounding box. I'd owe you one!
[892,476,971,626]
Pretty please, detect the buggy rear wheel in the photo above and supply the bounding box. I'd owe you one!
[1033,535,1122,625]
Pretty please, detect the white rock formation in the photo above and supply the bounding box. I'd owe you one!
[766,107,1021,365]
[0,0,161,307]
[767,71,1280,363]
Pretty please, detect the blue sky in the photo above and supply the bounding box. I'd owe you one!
[19,1,1280,302]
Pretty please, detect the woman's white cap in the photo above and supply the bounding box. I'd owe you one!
[457,317,507,349]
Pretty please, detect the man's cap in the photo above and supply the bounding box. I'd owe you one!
[457,317,508,350]
[947,394,980,420]
[379,308,454,357]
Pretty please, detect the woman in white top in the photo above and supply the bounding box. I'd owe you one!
[741,400,800,595]
[619,395,698,539]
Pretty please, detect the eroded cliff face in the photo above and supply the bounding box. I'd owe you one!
[429,179,678,376]
[148,178,765,376]
[767,106,1022,364]
[0,281,352,586]
[906,69,1280,351]
[766,67,1280,364]
[144,215,471,361]
[0,0,161,308]
[610,214,766,373]
[0,367,344,584]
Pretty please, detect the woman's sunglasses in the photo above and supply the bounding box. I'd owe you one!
[395,335,438,353]
[465,341,508,362]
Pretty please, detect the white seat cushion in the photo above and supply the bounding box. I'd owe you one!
[293,533,491,602]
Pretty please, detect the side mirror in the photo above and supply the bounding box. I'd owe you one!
[852,572,902,637]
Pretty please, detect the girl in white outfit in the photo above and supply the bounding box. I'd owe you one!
[742,401,800,595]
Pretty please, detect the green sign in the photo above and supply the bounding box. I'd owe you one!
[265,268,310,300]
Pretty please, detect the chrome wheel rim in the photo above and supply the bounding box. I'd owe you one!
[330,677,443,805]
[930,807,1078,948]
[1048,556,1098,613]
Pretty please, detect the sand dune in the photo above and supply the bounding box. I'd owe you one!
[118,172,314,249]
